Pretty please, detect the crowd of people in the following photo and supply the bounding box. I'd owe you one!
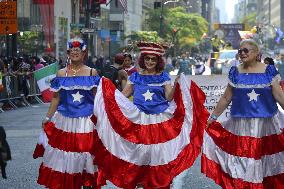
[0,54,60,100]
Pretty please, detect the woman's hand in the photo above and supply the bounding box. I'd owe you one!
[206,119,214,129]
[42,117,51,128]
[206,114,218,128]
[174,75,180,85]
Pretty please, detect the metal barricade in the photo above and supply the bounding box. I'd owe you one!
[0,73,43,112]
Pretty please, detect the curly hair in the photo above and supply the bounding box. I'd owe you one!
[138,54,165,72]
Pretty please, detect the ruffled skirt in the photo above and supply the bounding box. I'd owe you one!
[92,75,208,189]
[34,113,103,189]
[202,111,284,189]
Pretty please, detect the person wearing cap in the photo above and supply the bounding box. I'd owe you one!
[100,53,128,91]
[92,41,208,189]
[34,38,104,189]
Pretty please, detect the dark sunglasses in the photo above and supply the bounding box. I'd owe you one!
[144,56,157,62]
[238,48,254,55]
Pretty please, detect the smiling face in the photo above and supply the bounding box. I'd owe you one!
[238,42,259,64]
[69,47,84,63]
[144,55,158,71]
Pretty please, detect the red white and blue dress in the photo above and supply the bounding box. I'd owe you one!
[34,76,101,189]
[92,72,208,189]
[202,65,284,188]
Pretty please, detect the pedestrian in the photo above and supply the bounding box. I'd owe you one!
[34,38,104,189]
[177,52,192,75]
[276,53,284,80]
[122,53,137,76]
[92,41,208,189]
[100,53,128,91]
[34,57,45,71]
[0,126,11,179]
[202,39,284,188]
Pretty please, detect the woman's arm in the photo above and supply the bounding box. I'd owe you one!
[42,70,64,126]
[164,76,180,101]
[208,84,233,124]
[118,69,128,91]
[272,81,284,109]
[122,83,133,98]
[42,92,60,127]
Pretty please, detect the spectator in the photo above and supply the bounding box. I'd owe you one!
[264,57,275,65]
[177,53,193,75]
[0,126,11,179]
[123,53,137,76]
[34,57,45,71]
[276,54,284,80]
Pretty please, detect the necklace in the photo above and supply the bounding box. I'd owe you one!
[70,65,83,76]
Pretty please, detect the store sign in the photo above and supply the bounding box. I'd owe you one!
[0,1,17,34]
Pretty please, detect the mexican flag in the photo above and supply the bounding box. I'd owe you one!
[34,62,58,103]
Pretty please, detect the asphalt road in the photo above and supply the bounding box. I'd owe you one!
[0,104,220,189]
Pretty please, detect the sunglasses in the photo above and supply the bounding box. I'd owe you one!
[69,48,82,53]
[144,56,157,62]
[238,48,254,55]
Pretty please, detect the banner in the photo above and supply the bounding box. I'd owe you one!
[171,75,229,122]
[34,63,59,102]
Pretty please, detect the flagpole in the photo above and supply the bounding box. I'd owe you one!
[106,0,113,6]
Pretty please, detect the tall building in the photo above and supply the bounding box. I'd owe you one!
[215,0,227,23]
[257,0,283,28]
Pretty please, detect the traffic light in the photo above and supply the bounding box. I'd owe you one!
[91,0,101,17]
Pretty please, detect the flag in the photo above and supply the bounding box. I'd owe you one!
[119,0,127,13]
[275,27,284,44]
[34,62,58,102]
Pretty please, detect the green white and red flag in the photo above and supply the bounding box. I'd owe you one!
[34,62,58,102]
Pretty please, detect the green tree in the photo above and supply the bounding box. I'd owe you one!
[125,31,162,42]
[241,12,257,30]
[146,7,208,55]
[18,31,41,55]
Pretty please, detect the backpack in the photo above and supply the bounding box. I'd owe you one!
[100,65,122,87]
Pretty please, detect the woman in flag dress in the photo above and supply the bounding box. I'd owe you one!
[202,39,284,188]
[92,41,208,189]
[33,38,103,189]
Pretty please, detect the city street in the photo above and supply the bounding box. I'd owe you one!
[0,104,220,189]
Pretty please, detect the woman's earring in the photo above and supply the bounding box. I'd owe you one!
[256,54,261,61]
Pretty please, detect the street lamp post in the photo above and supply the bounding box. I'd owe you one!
[159,0,179,37]
[159,0,164,37]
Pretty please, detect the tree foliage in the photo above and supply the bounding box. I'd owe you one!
[18,31,41,55]
[146,7,208,53]
[241,12,257,30]
[125,31,162,42]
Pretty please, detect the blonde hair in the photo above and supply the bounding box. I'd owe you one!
[240,39,259,51]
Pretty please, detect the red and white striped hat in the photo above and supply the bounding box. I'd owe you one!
[137,41,167,56]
